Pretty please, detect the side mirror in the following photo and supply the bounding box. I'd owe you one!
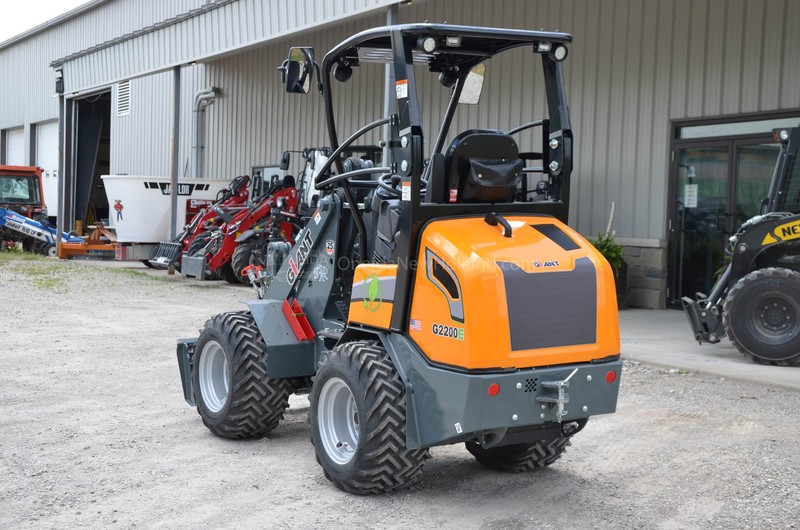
[280,151,291,170]
[279,47,314,94]
[458,63,485,105]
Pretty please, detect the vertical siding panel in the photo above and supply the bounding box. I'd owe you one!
[703,0,726,117]
[565,0,586,230]
[780,0,800,108]
[740,0,765,112]
[670,0,690,119]
[759,0,784,110]
[620,0,642,237]
[721,0,745,114]
[577,0,601,233]
[685,0,707,118]
[592,1,614,232]
[605,0,628,234]
[635,0,658,239]
[648,0,674,239]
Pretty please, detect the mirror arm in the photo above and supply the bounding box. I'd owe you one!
[313,62,324,94]
[431,71,468,155]
[507,119,545,136]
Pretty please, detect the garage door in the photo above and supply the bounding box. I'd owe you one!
[5,128,25,165]
[36,121,60,217]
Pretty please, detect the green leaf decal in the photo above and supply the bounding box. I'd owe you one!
[368,276,380,301]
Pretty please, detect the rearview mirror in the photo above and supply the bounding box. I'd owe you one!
[280,151,291,170]
[458,63,485,105]
[279,47,314,94]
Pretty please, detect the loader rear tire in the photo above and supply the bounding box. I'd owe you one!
[231,240,257,286]
[723,267,800,366]
[310,341,430,494]
[216,261,241,284]
[192,311,292,438]
[465,435,572,472]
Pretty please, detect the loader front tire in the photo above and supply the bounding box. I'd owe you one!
[723,267,800,366]
[231,240,257,286]
[310,341,430,494]
[465,435,572,472]
[192,311,292,438]
[216,261,241,284]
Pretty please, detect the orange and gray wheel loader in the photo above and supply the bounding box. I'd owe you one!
[177,24,622,494]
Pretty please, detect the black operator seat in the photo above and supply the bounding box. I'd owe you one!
[440,129,524,203]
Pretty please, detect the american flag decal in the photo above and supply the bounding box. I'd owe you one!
[410,319,422,332]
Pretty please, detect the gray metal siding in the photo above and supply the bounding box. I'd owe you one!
[3,0,798,244]
[394,0,800,240]
[192,0,800,241]
[202,14,386,179]
[110,66,206,177]
[0,0,205,148]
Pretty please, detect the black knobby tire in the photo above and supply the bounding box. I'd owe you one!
[231,240,258,286]
[309,341,430,494]
[465,435,573,472]
[216,261,241,284]
[192,311,292,439]
[723,267,800,366]
[186,231,221,280]
[186,232,211,256]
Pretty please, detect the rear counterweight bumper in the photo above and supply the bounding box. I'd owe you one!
[380,333,622,449]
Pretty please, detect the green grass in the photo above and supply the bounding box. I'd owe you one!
[0,251,69,289]
[0,250,49,262]
[32,277,63,289]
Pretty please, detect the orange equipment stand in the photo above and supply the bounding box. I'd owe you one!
[57,223,117,259]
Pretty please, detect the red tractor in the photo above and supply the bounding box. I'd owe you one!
[181,175,300,284]
[149,175,252,270]
[0,165,48,251]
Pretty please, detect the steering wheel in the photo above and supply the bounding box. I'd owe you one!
[377,174,427,197]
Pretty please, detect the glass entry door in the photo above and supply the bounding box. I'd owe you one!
[672,146,730,303]
[669,139,780,306]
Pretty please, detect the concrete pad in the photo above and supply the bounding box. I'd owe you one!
[620,309,800,392]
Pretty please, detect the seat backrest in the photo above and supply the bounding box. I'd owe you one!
[443,129,523,203]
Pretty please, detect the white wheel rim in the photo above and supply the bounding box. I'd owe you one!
[317,377,359,465]
[198,340,229,413]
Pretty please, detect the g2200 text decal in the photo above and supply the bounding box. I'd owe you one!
[432,323,464,341]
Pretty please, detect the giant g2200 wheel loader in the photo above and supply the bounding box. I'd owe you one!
[683,125,800,366]
[176,24,622,494]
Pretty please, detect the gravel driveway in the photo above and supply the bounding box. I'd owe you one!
[1,254,798,529]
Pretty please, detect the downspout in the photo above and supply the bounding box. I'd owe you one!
[192,87,220,179]
[170,66,182,240]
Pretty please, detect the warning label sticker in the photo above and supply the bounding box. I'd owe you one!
[395,79,408,99]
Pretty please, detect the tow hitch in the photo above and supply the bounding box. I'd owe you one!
[537,368,578,422]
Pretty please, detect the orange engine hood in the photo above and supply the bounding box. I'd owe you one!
[408,215,620,370]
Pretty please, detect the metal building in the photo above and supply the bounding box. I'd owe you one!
[1,0,798,309]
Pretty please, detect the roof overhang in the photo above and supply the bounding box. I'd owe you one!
[51,0,404,95]
[0,0,112,51]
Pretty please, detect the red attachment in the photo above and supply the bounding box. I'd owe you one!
[241,264,262,277]
[605,370,617,384]
[281,299,316,342]
[487,383,500,397]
